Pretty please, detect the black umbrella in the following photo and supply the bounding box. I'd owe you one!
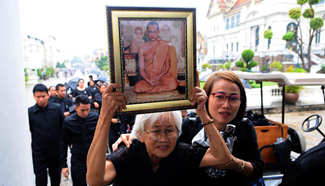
[66,77,80,91]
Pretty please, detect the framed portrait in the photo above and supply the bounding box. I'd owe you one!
[106,6,196,113]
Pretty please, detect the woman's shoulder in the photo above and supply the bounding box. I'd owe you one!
[236,118,255,130]
[234,119,257,139]
[174,142,208,162]
[107,139,145,162]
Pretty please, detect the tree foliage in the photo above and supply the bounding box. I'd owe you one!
[303,8,314,18]
[308,0,321,5]
[310,17,324,30]
[283,0,324,72]
[282,32,295,41]
[202,63,212,69]
[264,29,273,39]
[297,0,308,5]
[95,56,109,71]
[56,62,66,68]
[289,8,301,20]
[242,49,255,62]
[270,61,283,71]
[285,66,306,93]
[235,49,258,71]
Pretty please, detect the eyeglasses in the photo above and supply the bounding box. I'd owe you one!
[210,92,241,105]
[144,128,178,140]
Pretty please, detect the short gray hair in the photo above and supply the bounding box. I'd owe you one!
[130,111,182,139]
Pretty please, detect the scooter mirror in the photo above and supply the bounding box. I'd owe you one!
[301,114,323,132]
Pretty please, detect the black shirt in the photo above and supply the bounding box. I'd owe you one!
[61,112,99,167]
[180,118,264,186]
[86,86,99,99]
[49,95,73,114]
[94,92,102,105]
[72,88,91,98]
[28,103,64,154]
[179,115,202,144]
[107,139,207,186]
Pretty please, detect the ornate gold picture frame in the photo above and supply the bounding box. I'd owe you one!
[106,6,196,113]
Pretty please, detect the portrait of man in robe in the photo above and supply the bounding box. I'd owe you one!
[120,19,187,104]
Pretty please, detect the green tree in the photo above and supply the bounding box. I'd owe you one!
[24,68,29,82]
[282,32,295,41]
[37,68,42,79]
[235,49,258,72]
[283,0,324,72]
[201,63,212,70]
[56,62,66,68]
[264,28,273,49]
[224,61,232,70]
[45,67,55,78]
[95,56,109,71]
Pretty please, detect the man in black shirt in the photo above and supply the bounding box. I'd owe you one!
[49,83,73,117]
[28,83,64,186]
[61,95,99,186]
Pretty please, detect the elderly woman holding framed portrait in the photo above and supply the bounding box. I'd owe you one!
[111,71,265,186]
[86,83,238,186]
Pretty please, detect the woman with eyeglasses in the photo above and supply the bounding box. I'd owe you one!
[86,83,238,186]
[181,71,264,186]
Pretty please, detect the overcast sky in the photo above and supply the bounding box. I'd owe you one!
[19,0,210,58]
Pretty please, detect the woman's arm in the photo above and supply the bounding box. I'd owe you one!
[86,84,126,186]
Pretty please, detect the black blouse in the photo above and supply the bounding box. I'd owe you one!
[107,139,207,186]
[72,88,91,98]
[180,117,264,186]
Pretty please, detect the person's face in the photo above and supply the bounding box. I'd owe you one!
[75,103,90,118]
[56,86,66,99]
[141,113,178,159]
[49,87,56,97]
[135,29,143,37]
[34,91,49,108]
[208,79,241,126]
[89,81,95,87]
[78,80,84,88]
[147,24,159,41]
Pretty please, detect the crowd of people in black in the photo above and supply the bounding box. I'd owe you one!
[28,76,136,186]
[28,71,266,186]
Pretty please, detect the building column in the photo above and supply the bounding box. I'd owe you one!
[0,0,35,185]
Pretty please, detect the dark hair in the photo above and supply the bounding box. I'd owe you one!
[78,79,84,83]
[33,83,48,94]
[203,71,247,123]
[75,95,90,106]
[49,85,55,90]
[146,21,159,31]
[143,21,160,42]
[55,83,65,90]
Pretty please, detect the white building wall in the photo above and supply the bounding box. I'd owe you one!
[0,0,35,185]
[206,0,325,61]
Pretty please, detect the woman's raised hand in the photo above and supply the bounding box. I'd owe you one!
[190,86,212,123]
[112,134,135,151]
[100,84,127,116]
